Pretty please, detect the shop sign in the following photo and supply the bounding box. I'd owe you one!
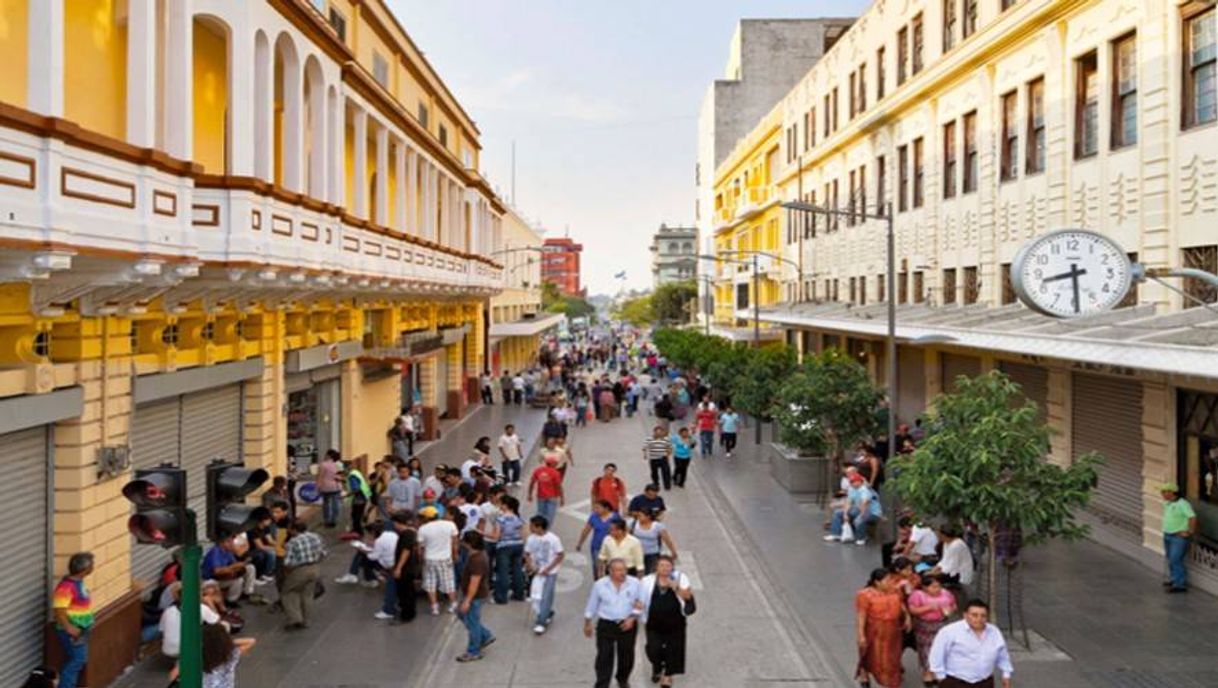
[286,340,364,373]
[403,332,444,357]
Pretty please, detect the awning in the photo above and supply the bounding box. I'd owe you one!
[759,301,1218,380]
[709,324,785,343]
[489,313,565,338]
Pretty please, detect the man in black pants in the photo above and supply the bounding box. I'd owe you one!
[642,425,673,491]
[391,512,419,623]
[584,558,644,688]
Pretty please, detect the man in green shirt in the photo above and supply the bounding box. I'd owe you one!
[1161,482,1197,593]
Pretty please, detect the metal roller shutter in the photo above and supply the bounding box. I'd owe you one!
[896,346,926,425]
[181,385,243,542]
[0,427,49,687]
[129,398,182,583]
[941,353,981,394]
[999,361,1049,424]
[1073,373,1144,540]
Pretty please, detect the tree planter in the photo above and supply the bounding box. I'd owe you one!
[767,442,832,495]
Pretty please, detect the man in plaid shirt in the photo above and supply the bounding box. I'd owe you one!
[282,520,326,630]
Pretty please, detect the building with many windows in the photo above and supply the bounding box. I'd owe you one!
[0,1,505,682]
[649,223,698,287]
[489,209,562,374]
[541,236,584,296]
[718,0,1218,589]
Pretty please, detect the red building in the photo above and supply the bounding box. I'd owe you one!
[542,237,584,296]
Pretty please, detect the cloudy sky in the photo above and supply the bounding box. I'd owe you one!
[389,0,869,295]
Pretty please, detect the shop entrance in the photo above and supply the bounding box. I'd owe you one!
[1179,389,1218,549]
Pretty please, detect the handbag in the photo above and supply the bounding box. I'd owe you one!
[840,520,855,543]
[683,592,697,616]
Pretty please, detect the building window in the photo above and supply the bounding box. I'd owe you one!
[1001,263,1016,304]
[943,0,957,51]
[876,155,887,212]
[942,268,958,304]
[328,8,347,42]
[832,179,840,230]
[898,144,909,212]
[831,88,839,131]
[877,274,886,302]
[1183,245,1218,307]
[439,124,448,147]
[418,102,430,128]
[877,46,887,99]
[858,165,867,221]
[858,64,867,113]
[809,107,817,147]
[848,170,857,226]
[913,271,925,302]
[1112,33,1138,148]
[912,14,924,75]
[963,266,980,304]
[1026,78,1046,173]
[943,120,957,199]
[1000,91,1019,181]
[912,137,925,208]
[898,27,909,85]
[1075,51,1100,158]
[898,271,909,304]
[962,110,978,192]
[1002,0,1018,10]
[849,276,858,303]
[823,93,832,138]
[803,112,811,150]
[1185,6,1216,128]
[849,73,857,119]
[963,0,978,39]
[372,52,390,88]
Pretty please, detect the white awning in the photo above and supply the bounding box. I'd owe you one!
[759,301,1218,380]
[489,313,565,338]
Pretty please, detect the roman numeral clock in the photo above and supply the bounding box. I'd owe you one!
[1011,229,1134,318]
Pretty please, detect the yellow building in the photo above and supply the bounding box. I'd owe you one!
[709,105,785,342]
[725,0,1218,590]
[0,1,506,681]
[489,209,563,374]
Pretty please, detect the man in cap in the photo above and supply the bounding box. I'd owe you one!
[1161,482,1197,593]
[418,506,459,615]
[528,454,565,526]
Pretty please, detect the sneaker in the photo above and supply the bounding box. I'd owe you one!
[726,452,732,458]
[533,624,547,635]
[361,580,380,589]
[430,604,440,616]
[448,602,458,614]
[335,574,358,584]
[455,653,483,663]
[855,539,867,546]
[481,636,496,649]
[256,576,275,585]
[374,611,394,620]
[823,535,841,542]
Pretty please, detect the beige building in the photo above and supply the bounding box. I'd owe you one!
[720,0,1218,589]
[489,209,562,374]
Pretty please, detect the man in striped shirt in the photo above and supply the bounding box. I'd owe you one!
[642,425,673,491]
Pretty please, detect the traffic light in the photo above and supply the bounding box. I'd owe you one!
[123,466,188,547]
[206,461,269,540]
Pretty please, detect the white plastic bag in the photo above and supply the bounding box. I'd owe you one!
[529,575,545,616]
[840,520,855,543]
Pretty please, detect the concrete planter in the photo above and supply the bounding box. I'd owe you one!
[767,442,832,494]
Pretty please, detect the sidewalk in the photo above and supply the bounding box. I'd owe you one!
[111,401,548,688]
[700,425,1218,688]
[416,400,838,687]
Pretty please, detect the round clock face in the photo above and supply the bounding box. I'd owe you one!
[1011,229,1133,318]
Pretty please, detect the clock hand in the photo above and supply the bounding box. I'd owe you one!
[1041,267,1089,283]
[1070,263,1081,314]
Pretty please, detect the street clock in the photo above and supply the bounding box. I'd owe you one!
[1011,229,1133,318]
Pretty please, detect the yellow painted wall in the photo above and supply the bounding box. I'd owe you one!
[344,120,355,210]
[387,143,398,225]
[64,0,127,139]
[0,0,29,108]
[192,20,227,174]
[365,130,377,221]
[343,365,399,463]
[273,56,284,186]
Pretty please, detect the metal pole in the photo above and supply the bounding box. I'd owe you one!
[885,205,897,464]
[179,511,202,688]
[754,253,762,445]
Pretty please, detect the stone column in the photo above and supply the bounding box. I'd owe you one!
[125,0,156,147]
[394,140,407,231]
[352,108,368,218]
[27,0,65,117]
[375,123,389,226]
[164,0,193,160]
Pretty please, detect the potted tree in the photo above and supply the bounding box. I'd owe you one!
[770,349,883,495]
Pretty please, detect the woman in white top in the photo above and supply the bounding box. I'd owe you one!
[639,555,693,687]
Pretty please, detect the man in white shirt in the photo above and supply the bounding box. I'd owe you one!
[158,582,222,658]
[929,599,1014,688]
[524,514,565,635]
[335,522,398,589]
[498,424,524,485]
[511,374,525,405]
[910,522,940,561]
[418,506,459,615]
[932,525,975,586]
[386,463,421,515]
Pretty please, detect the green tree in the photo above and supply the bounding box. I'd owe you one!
[652,280,698,324]
[773,348,883,459]
[549,295,596,318]
[540,281,563,310]
[731,345,797,420]
[613,295,655,326]
[890,370,1101,610]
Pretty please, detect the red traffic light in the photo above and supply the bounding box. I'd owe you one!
[122,468,186,508]
[128,510,183,545]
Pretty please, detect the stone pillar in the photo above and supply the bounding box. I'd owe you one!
[1045,367,1072,466]
[164,0,193,160]
[405,148,417,234]
[28,0,65,117]
[242,363,284,478]
[353,109,368,218]
[125,0,156,147]
[329,93,345,204]
[228,28,255,177]
[1140,379,1172,550]
[394,140,407,231]
[375,123,389,226]
[281,50,304,192]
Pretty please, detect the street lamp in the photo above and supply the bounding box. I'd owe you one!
[782,200,897,461]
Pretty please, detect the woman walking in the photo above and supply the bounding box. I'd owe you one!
[491,495,527,603]
[907,574,956,686]
[634,509,678,575]
[640,555,693,687]
[854,568,907,688]
[670,427,694,488]
[201,622,256,688]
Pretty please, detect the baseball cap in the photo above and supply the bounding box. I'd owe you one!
[1161,482,1180,494]
[422,487,436,499]
[419,506,439,519]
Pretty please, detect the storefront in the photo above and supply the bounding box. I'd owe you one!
[1179,389,1218,566]
[1071,373,1145,542]
[284,341,363,474]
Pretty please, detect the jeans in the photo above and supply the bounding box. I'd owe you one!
[251,548,276,577]
[494,542,525,602]
[501,459,522,484]
[699,429,715,456]
[672,458,690,487]
[536,498,558,527]
[321,490,341,526]
[460,598,494,655]
[382,575,398,615]
[1165,533,1190,589]
[649,458,672,490]
[535,573,557,626]
[56,627,89,688]
[351,499,366,536]
[575,406,588,427]
[348,552,385,581]
[830,506,877,540]
[722,432,737,454]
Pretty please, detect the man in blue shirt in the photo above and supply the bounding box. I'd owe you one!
[718,406,740,458]
[584,559,644,688]
[823,474,882,546]
[202,536,257,605]
[929,599,1014,688]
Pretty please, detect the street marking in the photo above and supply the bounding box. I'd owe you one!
[560,497,591,522]
[555,551,588,593]
[675,549,703,591]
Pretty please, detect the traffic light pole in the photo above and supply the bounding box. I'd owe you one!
[179,511,202,688]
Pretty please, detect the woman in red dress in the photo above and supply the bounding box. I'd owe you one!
[855,568,909,687]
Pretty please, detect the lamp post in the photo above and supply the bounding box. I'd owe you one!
[782,200,897,461]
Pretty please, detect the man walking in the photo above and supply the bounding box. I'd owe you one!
[281,520,326,630]
[584,558,644,688]
[527,455,564,526]
[52,552,94,688]
[498,424,524,486]
[480,371,495,405]
[387,462,422,515]
[525,515,565,635]
[718,405,740,458]
[455,531,495,662]
[512,371,526,405]
[928,599,1014,688]
[694,397,717,457]
[643,425,673,491]
[1161,482,1197,593]
[500,371,513,405]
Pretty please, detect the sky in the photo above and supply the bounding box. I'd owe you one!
[389,0,870,295]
